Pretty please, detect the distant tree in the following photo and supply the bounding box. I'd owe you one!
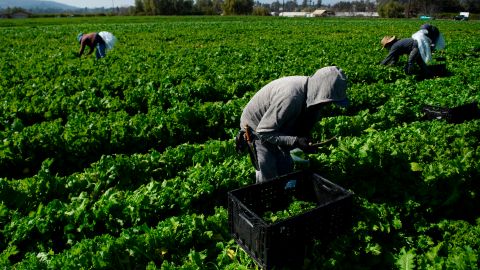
[252,6,270,15]
[135,0,145,13]
[223,0,254,14]
[157,0,172,14]
[143,0,156,14]
[333,1,352,11]
[436,0,462,12]
[196,0,211,13]
[316,0,322,8]
[179,0,194,14]
[420,0,438,14]
[460,0,479,12]
[379,0,467,16]
[3,7,28,14]
[195,0,218,14]
[126,6,137,15]
[212,0,224,13]
[302,0,308,9]
[136,0,193,15]
[350,0,375,11]
[403,0,436,15]
[284,0,297,11]
[378,0,405,17]
[271,1,281,12]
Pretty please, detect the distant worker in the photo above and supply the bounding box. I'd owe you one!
[236,66,348,183]
[420,23,445,50]
[380,36,430,76]
[411,24,445,64]
[77,32,117,59]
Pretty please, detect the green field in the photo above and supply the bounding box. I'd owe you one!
[1,16,479,269]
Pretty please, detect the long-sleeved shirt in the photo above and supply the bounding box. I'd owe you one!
[380,38,420,66]
[420,24,445,50]
[240,66,347,147]
[78,33,104,57]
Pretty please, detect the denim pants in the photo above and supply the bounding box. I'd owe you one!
[96,43,106,59]
[255,140,294,183]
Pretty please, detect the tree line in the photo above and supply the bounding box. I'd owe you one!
[133,0,253,15]
[378,0,479,18]
[132,0,478,16]
[1,0,478,17]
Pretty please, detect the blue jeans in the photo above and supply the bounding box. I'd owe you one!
[255,140,294,183]
[96,43,106,59]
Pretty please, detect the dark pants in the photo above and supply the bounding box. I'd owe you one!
[95,34,106,59]
[255,140,294,183]
[406,41,429,75]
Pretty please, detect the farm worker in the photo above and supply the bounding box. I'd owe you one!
[380,36,430,76]
[77,32,117,59]
[237,66,348,183]
[411,24,445,64]
[420,24,445,50]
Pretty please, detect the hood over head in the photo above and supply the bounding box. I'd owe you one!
[306,66,348,108]
[420,23,433,31]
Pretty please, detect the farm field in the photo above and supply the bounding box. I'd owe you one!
[0,16,479,269]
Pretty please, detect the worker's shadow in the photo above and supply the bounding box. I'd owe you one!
[415,57,453,81]
[421,102,480,123]
[415,70,453,81]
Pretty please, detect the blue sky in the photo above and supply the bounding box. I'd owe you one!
[53,0,342,8]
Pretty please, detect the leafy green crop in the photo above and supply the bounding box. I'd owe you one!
[0,16,479,269]
[263,197,318,224]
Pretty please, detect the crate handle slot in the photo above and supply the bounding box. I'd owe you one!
[321,184,333,192]
[239,212,255,228]
[315,176,343,194]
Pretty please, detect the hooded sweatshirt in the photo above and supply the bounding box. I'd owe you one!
[240,66,347,147]
[412,29,432,64]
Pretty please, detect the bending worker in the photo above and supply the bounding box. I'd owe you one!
[380,36,430,76]
[238,66,348,183]
[419,23,445,51]
[77,32,116,59]
[411,24,445,64]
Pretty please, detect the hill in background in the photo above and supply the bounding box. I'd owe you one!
[0,0,78,10]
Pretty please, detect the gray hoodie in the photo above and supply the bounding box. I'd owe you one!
[240,66,347,146]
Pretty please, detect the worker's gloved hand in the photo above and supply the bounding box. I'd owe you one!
[235,130,247,154]
[295,137,317,154]
[404,64,414,75]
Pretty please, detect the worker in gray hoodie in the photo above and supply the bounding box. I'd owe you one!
[237,66,348,183]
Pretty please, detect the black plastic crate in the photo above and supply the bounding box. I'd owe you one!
[430,57,448,77]
[228,170,353,270]
[429,63,447,76]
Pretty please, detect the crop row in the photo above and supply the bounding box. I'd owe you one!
[1,17,479,269]
[2,72,478,180]
[0,99,244,178]
[0,140,252,265]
